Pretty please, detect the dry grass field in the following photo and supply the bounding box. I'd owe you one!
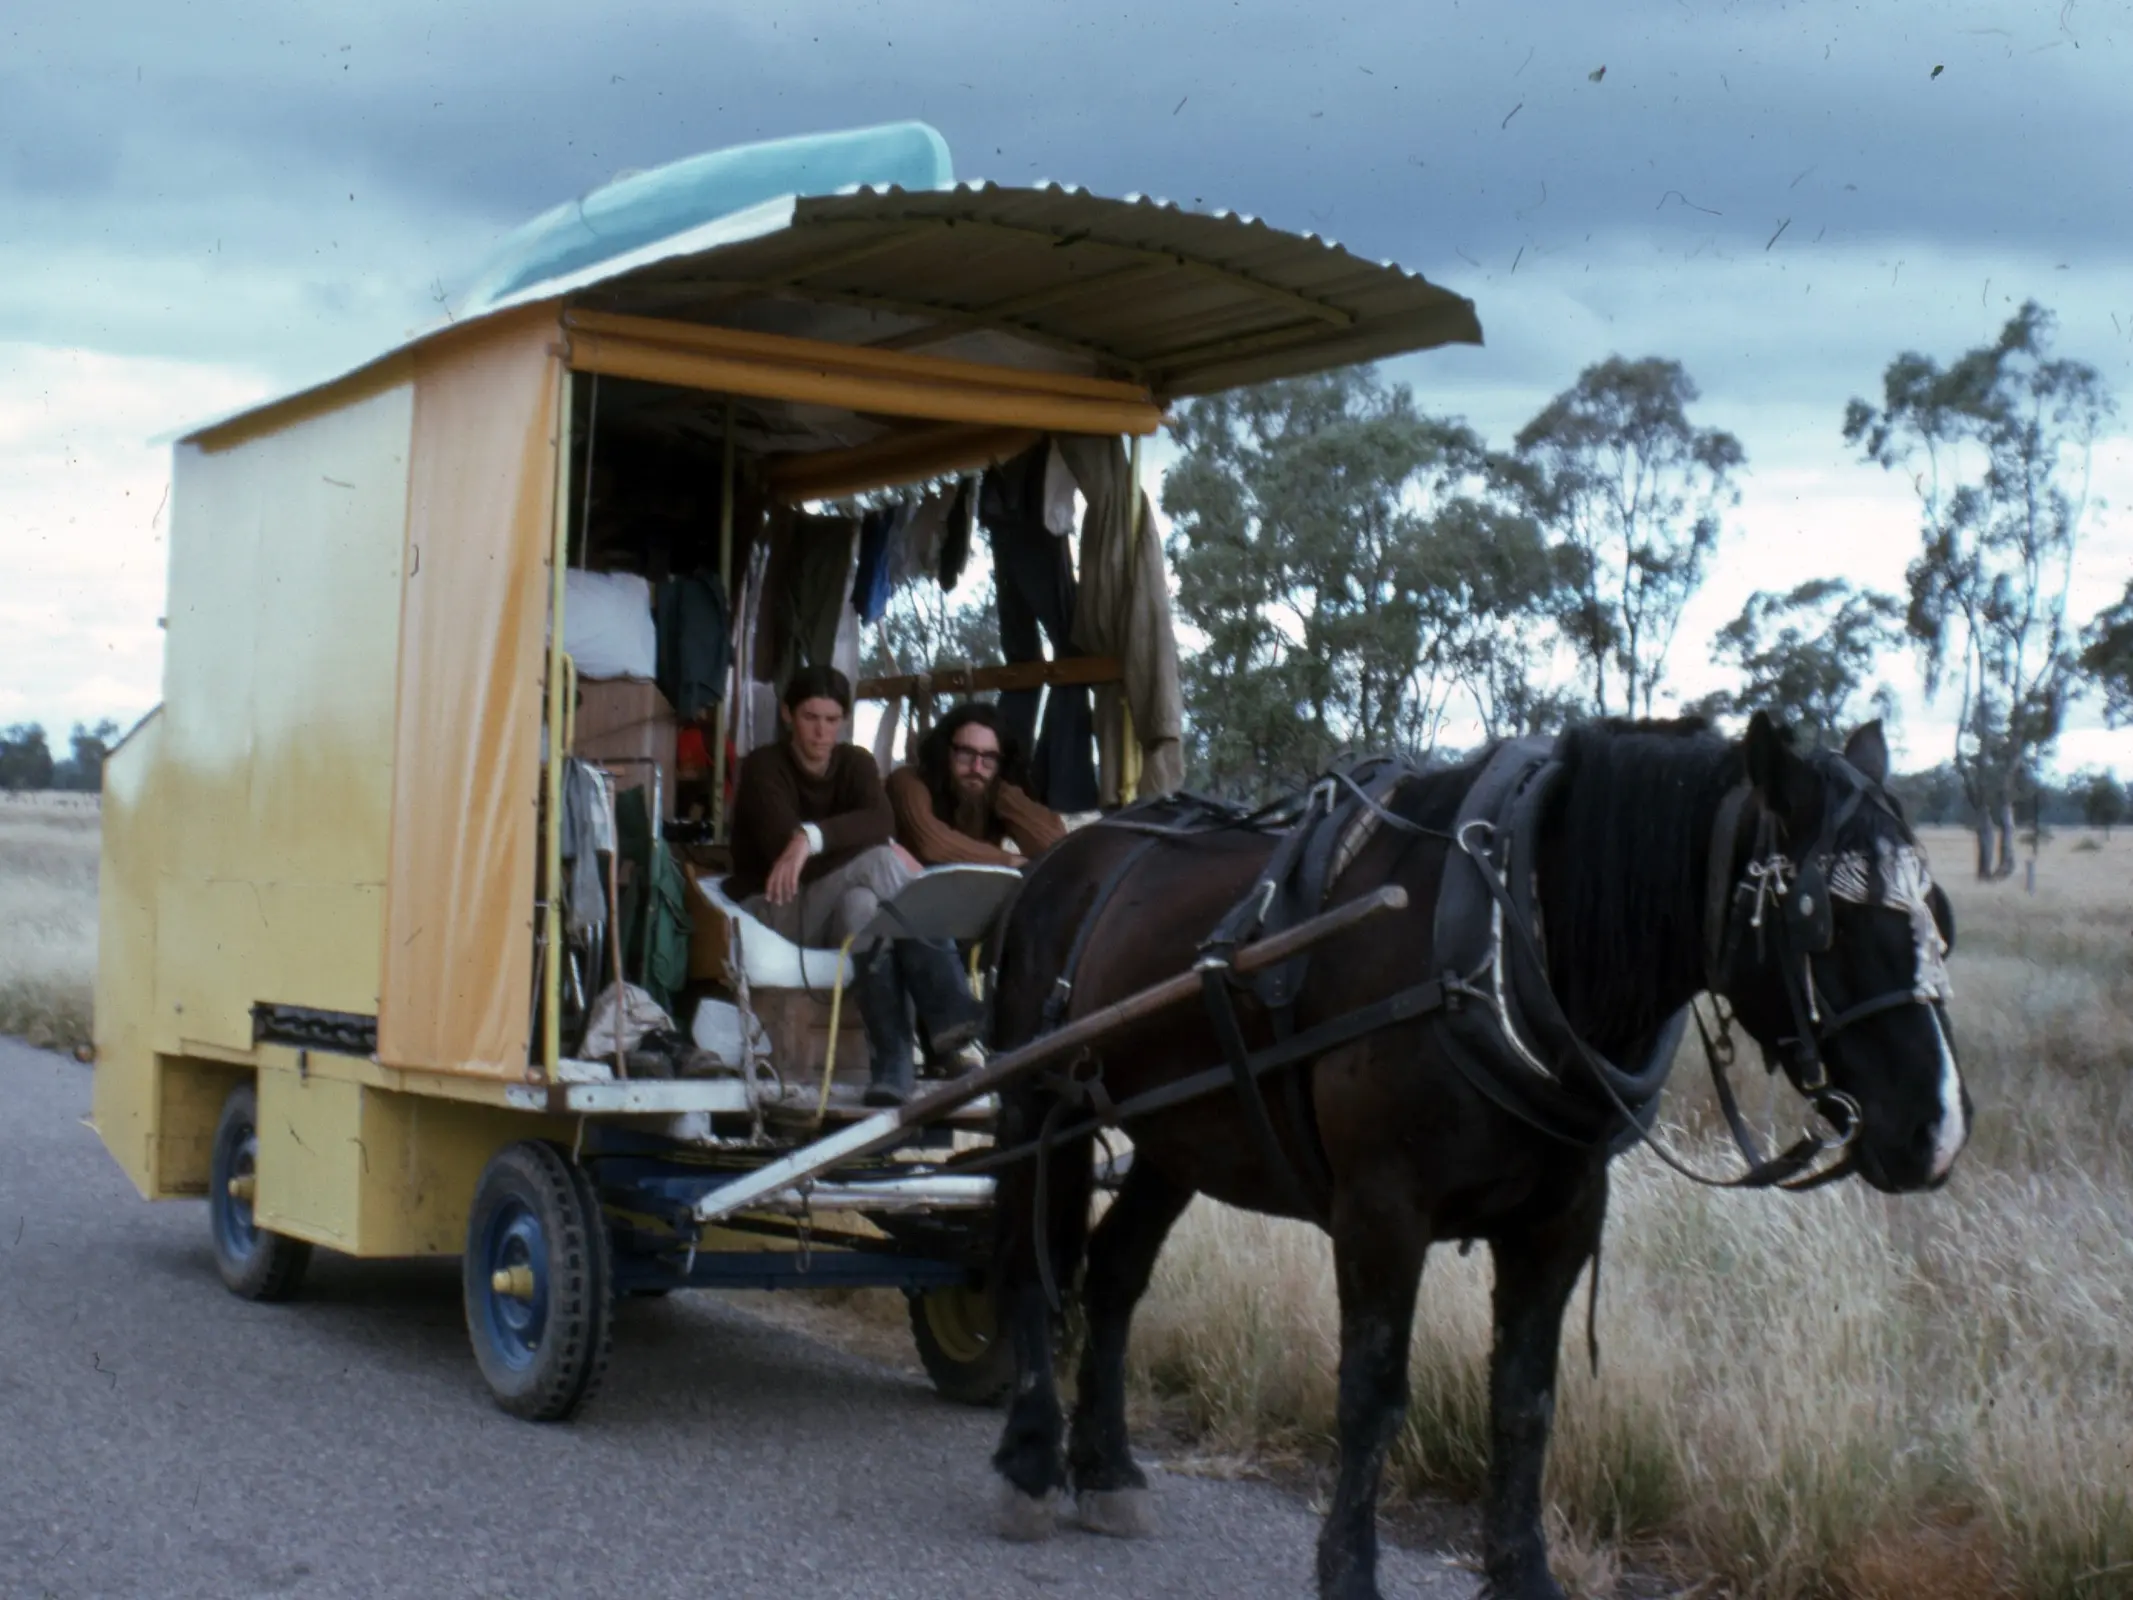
[4,802,2126,1596]
[0,794,99,1051]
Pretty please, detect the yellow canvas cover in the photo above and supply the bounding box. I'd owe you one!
[378,310,561,1076]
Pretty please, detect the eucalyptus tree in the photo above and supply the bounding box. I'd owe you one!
[1844,301,2115,878]
[2078,577,2133,729]
[1512,357,1745,720]
[1702,578,1903,748]
[1164,368,1564,798]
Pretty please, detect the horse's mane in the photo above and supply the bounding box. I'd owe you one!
[1539,718,1742,1051]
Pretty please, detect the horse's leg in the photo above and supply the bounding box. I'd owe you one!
[1482,1162,1609,1600]
[1317,1187,1429,1600]
[988,1126,1094,1541]
[1067,1158,1194,1537]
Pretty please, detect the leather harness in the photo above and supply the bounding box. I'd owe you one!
[975,733,1945,1308]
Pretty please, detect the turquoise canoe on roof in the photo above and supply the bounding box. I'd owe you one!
[458,121,954,314]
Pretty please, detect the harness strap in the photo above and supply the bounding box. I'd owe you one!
[1197,959,1326,1222]
[1044,834,1164,1031]
[1815,986,1933,1038]
[1702,783,1755,987]
[957,978,1448,1181]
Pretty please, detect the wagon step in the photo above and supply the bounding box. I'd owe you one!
[687,886,1407,1225]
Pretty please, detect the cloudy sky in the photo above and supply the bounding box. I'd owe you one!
[5,0,2130,772]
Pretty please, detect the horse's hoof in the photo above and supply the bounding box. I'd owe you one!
[994,1482,1061,1543]
[1076,1486,1158,1539]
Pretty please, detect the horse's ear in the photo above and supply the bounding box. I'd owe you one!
[1745,711,1817,826]
[1843,720,1890,786]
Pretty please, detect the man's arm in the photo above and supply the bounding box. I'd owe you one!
[815,747,896,857]
[734,750,804,869]
[886,767,1019,868]
[995,782,1068,859]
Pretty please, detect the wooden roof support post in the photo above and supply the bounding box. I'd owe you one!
[540,369,576,1080]
[1119,431,1146,802]
[712,397,736,843]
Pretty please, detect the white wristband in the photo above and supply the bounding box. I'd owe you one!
[799,823,823,857]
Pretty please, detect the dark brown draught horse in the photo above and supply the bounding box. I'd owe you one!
[982,714,1968,1600]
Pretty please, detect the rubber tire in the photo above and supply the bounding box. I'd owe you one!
[910,1283,1015,1407]
[463,1142,614,1422]
[209,1082,312,1302]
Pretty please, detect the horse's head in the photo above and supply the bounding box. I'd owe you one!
[1713,713,1970,1193]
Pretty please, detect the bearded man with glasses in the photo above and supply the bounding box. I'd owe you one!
[886,701,1066,871]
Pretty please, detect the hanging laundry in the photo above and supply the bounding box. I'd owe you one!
[831,591,863,698]
[850,503,906,625]
[1041,438,1079,536]
[938,476,975,593]
[559,759,616,942]
[773,513,858,692]
[872,695,904,770]
[1056,435,1186,799]
[653,569,732,721]
[890,492,950,593]
[983,440,1100,813]
[616,784,690,1015]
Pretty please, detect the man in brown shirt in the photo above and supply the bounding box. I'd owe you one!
[886,702,1066,869]
[728,666,982,1105]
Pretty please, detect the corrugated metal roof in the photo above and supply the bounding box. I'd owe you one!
[564,182,1483,400]
[173,177,1482,446]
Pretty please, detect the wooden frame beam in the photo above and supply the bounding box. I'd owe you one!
[854,656,1124,702]
[560,311,1162,437]
[763,424,1040,504]
[606,278,1144,379]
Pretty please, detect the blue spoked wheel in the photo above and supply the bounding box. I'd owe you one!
[208,1082,311,1301]
[462,1142,612,1421]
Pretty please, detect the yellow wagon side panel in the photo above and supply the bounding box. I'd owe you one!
[252,1048,568,1255]
[378,309,561,1078]
[152,365,415,1057]
[91,710,166,1197]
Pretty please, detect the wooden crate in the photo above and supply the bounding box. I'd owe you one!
[751,987,870,1085]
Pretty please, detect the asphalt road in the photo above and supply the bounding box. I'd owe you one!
[0,1038,1469,1600]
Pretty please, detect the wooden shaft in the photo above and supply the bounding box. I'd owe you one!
[711,397,735,842]
[691,885,1407,1224]
[540,371,575,1079]
[854,654,1123,703]
[604,834,628,1082]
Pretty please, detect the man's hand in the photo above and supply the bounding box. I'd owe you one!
[766,831,812,905]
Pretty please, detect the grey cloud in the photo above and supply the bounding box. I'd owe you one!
[12,0,2127,272]
[6,1,2130,430]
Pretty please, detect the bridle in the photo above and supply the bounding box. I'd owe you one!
[1685,756,1955,1190]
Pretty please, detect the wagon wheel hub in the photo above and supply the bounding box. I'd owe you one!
[490,1264,538,1301]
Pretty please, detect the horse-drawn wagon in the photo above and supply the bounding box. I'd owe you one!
[94,119,1980,1600]
[90,121,1484,1420]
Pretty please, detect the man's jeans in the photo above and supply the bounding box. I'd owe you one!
[743,845,979,1096]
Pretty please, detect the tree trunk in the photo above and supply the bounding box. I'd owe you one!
[1993,800,2018,878]
[1972,816,1995,880]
